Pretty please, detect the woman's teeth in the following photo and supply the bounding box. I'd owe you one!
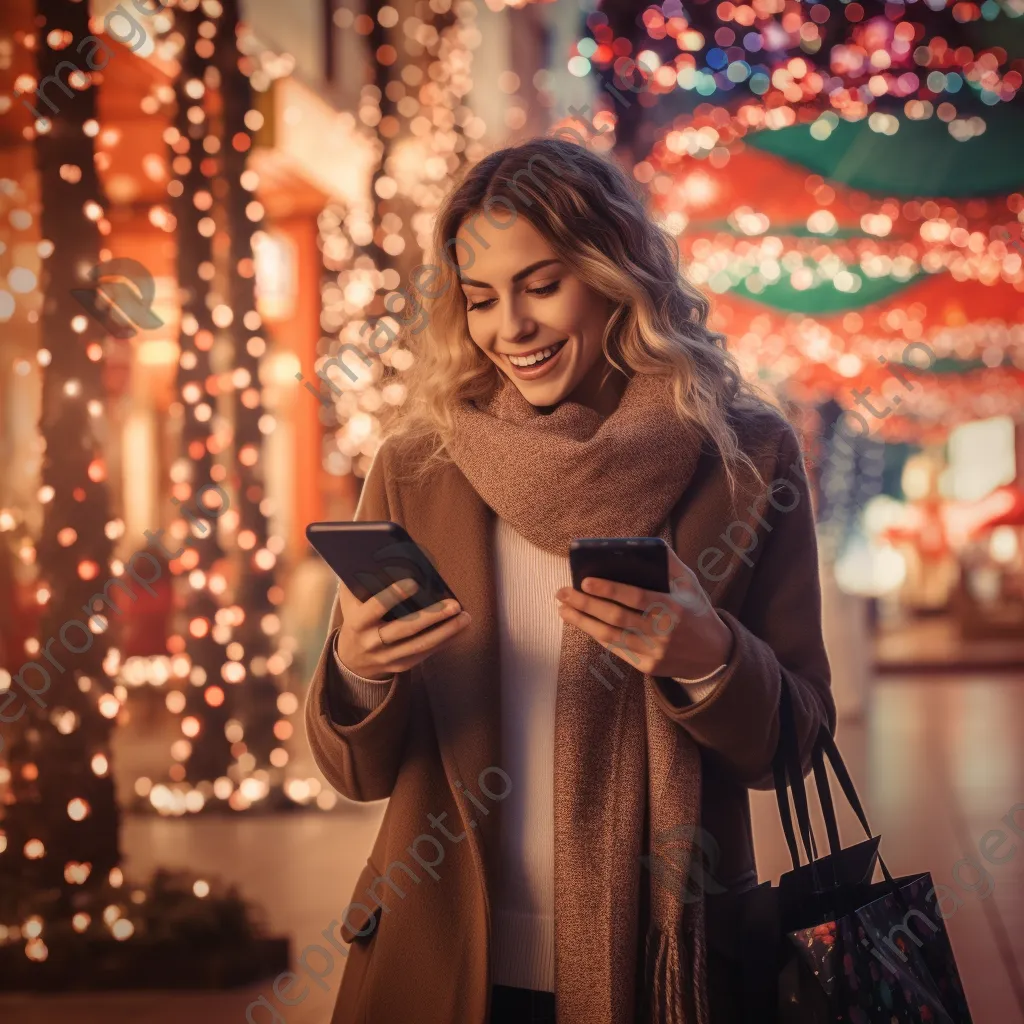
[508,341,565,367]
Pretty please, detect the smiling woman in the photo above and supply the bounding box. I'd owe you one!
[305,135,835,1024]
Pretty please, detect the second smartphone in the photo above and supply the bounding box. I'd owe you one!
[568,537,669,596]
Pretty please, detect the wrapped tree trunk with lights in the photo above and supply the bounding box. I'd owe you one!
[0,0,289,990]
[215,0,289,796]
[0,0,123,963]
[165,0,237,795]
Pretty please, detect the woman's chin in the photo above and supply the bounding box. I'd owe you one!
[512,379,572,408]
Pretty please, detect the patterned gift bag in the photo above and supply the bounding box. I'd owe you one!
[785,872,973,1023]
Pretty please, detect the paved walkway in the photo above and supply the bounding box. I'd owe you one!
[0,672,1021,1023]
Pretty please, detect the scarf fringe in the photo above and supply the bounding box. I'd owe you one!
[642,911,711,1024]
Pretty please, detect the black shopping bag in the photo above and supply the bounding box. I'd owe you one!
[706,675,974,1024]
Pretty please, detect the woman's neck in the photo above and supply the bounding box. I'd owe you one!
[566,357,628,417]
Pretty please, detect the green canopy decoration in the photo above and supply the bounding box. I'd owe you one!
[747,104,1024,199]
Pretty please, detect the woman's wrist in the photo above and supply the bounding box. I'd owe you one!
[675,613,733,681]
[334,632,393,683]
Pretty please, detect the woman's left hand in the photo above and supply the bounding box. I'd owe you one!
[555,548,734,679]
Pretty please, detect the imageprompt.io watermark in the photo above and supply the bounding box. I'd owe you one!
[71,257,164,340]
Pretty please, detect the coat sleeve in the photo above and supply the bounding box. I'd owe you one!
[304,445,413,802]
[652,424,836,789]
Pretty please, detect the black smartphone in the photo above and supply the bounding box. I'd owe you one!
[569,537,669,597]
[306,521,459,623]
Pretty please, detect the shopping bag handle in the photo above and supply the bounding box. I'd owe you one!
[811,720,902,895]
[773,751,804,870]
[774,676,822,882]
[775,673,907,908]
[811,743,842,860]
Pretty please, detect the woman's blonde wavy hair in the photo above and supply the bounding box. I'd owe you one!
[381,135,769,499]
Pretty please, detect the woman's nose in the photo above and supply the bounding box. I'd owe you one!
[498,295,536,346]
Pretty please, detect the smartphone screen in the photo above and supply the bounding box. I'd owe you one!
[306,521,458,623]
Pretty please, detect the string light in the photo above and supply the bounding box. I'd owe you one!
[643,145,1024,438]
[579,5,1024,443]
[579,6,1020,128]
[319,1,486,480]
[215,0,291,786]
[161,0,236,795]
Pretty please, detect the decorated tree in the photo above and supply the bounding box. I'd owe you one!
[138,0,295,811]
[215,0,288,785]
[0,0,123,960]
[164,0,235,790]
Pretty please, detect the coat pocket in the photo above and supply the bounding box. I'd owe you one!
[340,857,386,945]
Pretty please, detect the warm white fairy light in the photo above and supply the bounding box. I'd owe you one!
[65,862,91,885]
[25,938,48,962]
[67,798,90,822]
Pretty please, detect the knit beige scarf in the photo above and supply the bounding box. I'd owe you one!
[447,371,712,1024]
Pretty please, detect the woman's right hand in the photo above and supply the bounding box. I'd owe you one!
[335,577,471,681]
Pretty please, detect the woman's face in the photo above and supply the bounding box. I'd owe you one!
[455,213,613,408]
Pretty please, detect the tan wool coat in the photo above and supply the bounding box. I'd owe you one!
[305,404,836,1024]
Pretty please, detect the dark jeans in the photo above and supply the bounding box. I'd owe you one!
[489,984,556,1024]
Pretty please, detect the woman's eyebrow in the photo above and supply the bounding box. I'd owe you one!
[459,258,562,290]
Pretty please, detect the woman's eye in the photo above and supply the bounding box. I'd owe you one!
[528,281,560,296]
[465,281,558,311]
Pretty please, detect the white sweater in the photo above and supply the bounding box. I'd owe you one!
[330,517,720,993]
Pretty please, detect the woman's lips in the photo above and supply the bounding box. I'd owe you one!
[505,340,568,381]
